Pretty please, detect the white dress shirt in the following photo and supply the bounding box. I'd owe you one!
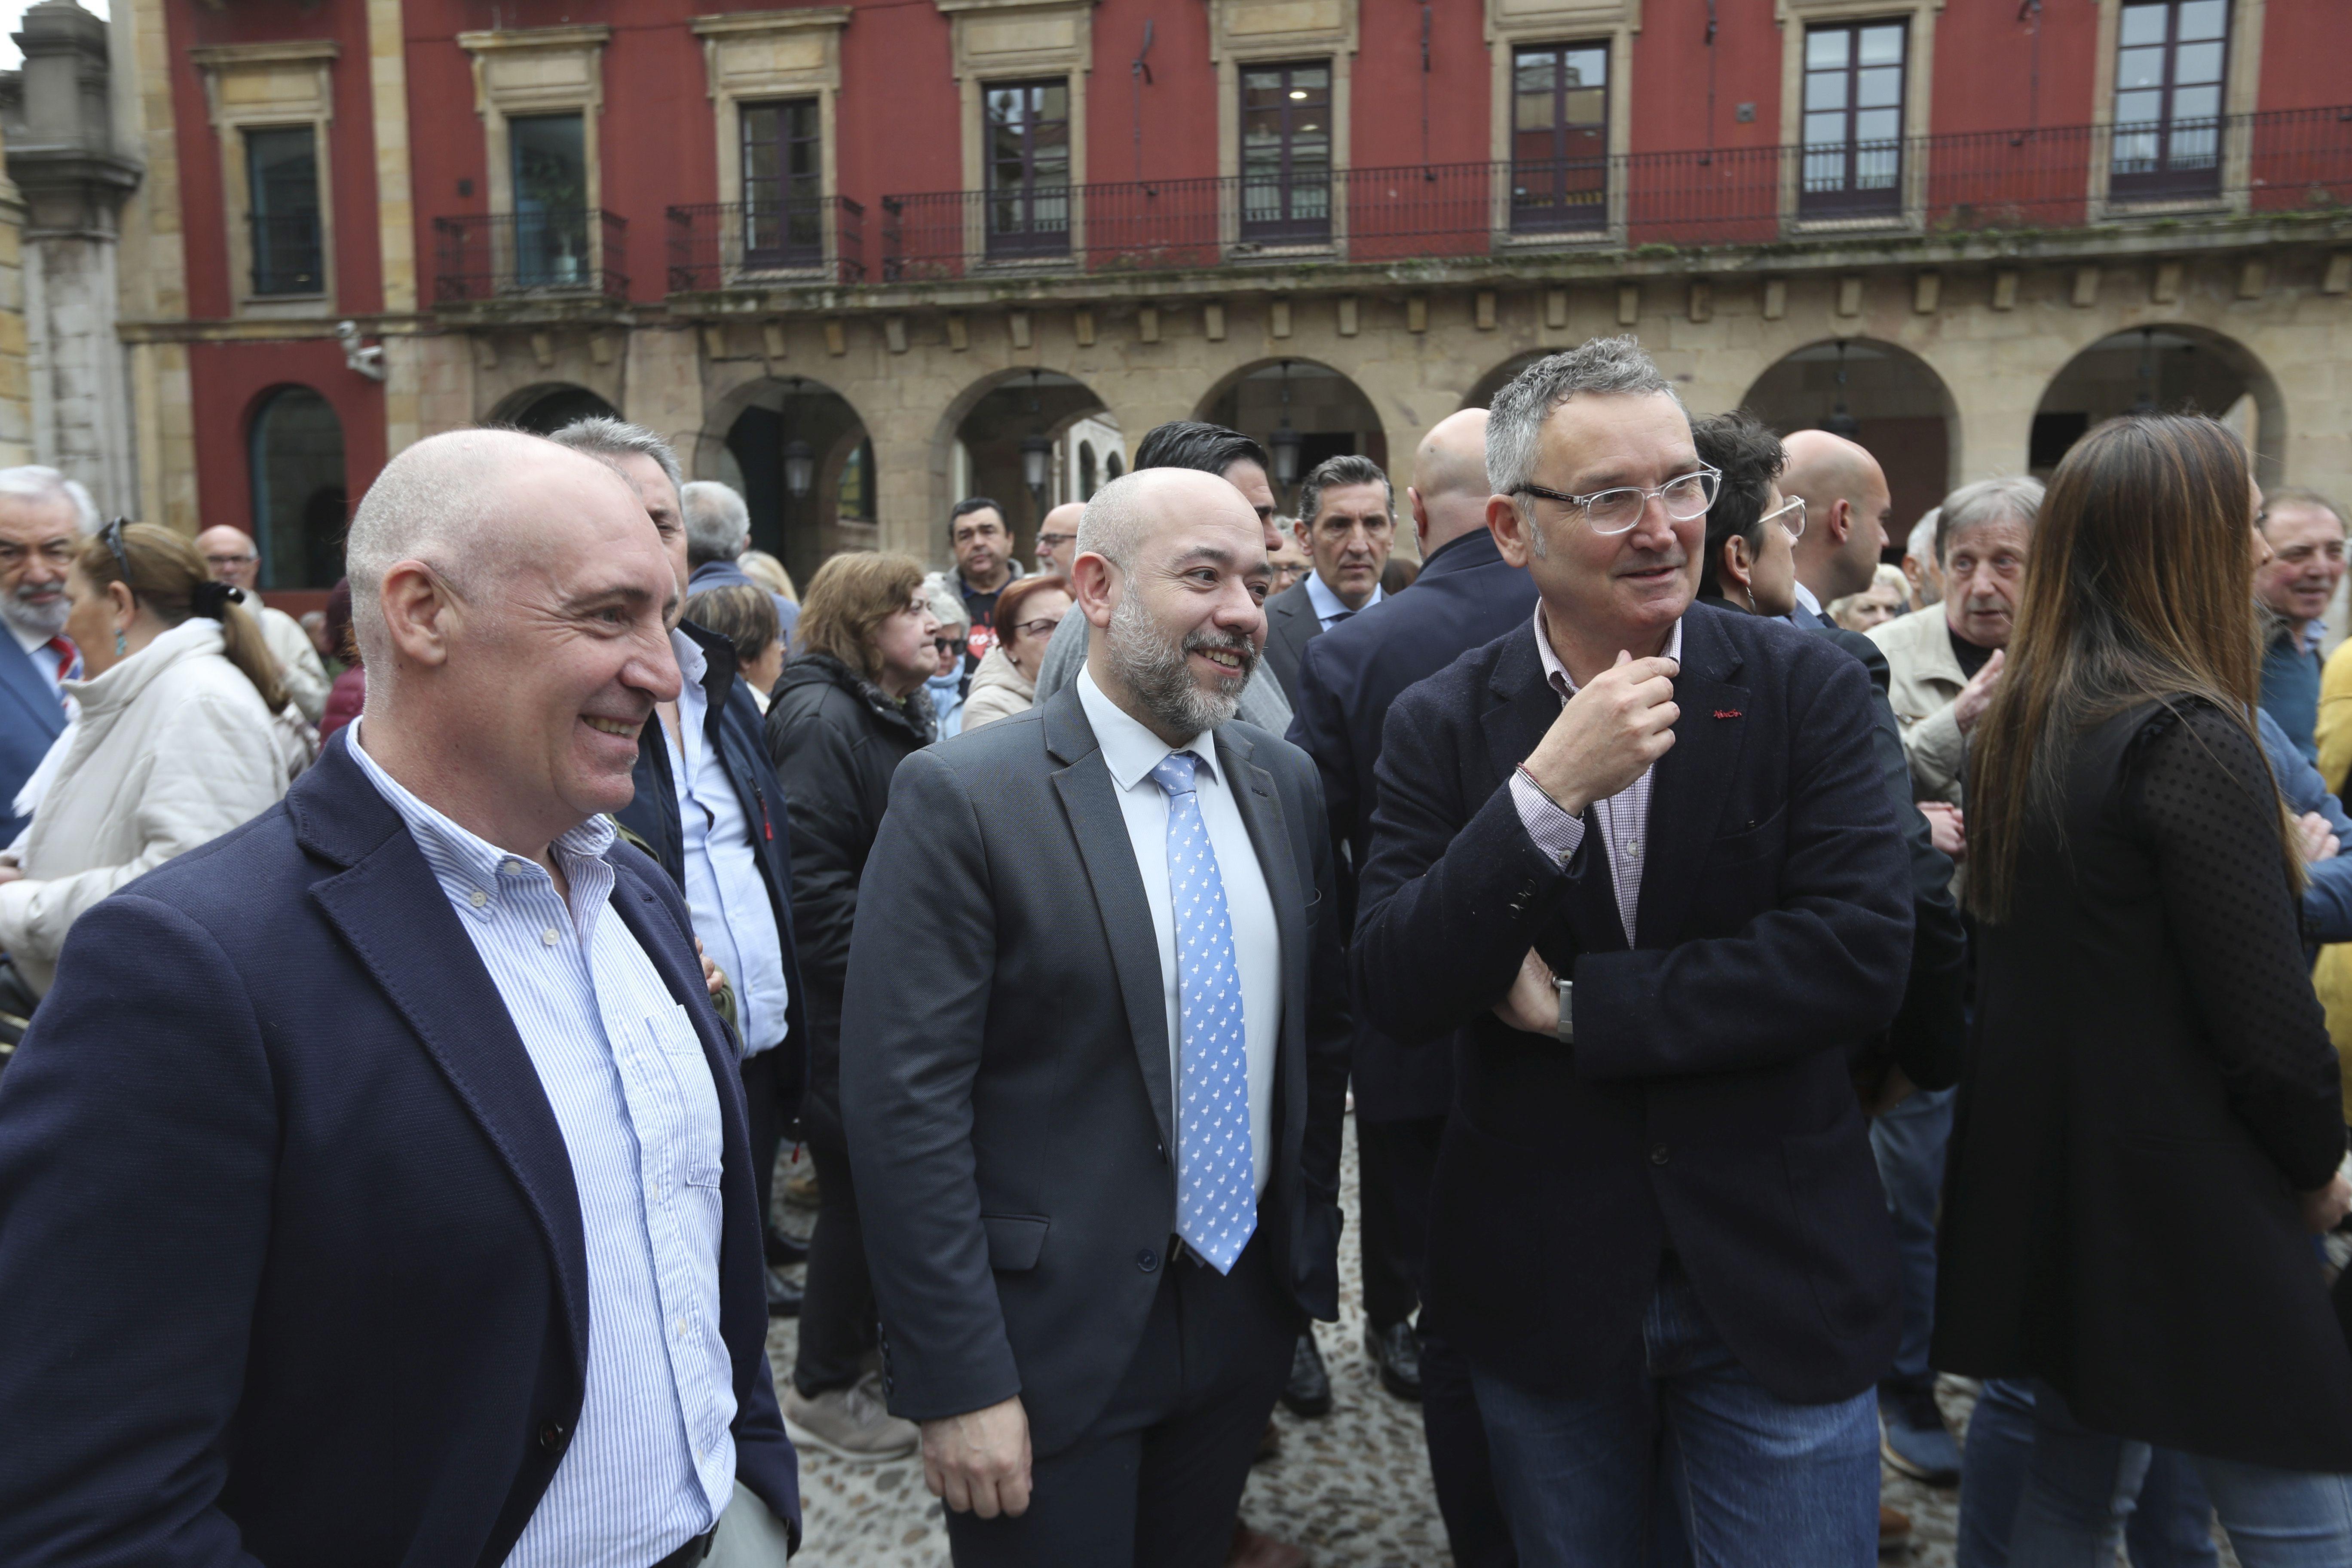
[1302,570,1382,631]
[668,631,790,1054]
[348,720,735,1568]
[11,619,68,701]
[1790,579,1824,623]
[1076,668,1281,1219]
[1507,604,1685,945]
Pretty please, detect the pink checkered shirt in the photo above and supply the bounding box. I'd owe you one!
[1507,604,1685,946]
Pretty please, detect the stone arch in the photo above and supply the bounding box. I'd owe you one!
[2030,324,2285,487]
[488,382,619,434]
[247,383,347,589]
[1740,338,1962,550]
[935,368,1111,561]
[1465,351,1549,411]
[1193,358,1388,507]
[696,374,873,588]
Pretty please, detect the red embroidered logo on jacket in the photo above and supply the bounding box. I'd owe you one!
[1714,709,1742,719]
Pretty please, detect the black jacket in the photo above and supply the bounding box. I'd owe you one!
[1259,577,1324,709]
[763,652,935,1148]
[1353,603,1912,1404]
[1285,527,1539,1121]
[838,689,1350,1456]
[1936,698,2352,1470]
[616,623,809,1109]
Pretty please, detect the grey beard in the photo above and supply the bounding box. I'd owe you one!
[1,588,68,641]
[1104,588,1253,738]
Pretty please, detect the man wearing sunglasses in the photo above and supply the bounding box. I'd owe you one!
[1352,337,1912,1567]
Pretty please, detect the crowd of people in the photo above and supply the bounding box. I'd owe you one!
[0,332,2348,1568]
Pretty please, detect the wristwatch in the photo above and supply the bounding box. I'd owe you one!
[1555,975,1575,1046]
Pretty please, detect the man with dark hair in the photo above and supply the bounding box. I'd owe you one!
[1033,423,1292,734]
[951,498,1023,680]
[1259,454,1395,707]
[1690,411,1801,619]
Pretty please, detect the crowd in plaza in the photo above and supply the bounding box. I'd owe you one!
[0,333,2350,1568]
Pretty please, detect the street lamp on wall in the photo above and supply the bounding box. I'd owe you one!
[1020,432,1053,495]
[1268,359,1302,489]
[1821,340,1862,439]
[783,439,815,499]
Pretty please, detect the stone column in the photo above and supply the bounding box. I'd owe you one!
[3,0,141,513]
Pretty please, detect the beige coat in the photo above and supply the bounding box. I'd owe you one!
[0,618,294,993]
[1867,603,1971,805]
[959,645,1036,732]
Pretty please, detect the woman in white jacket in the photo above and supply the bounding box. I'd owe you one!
[0,521,295,995]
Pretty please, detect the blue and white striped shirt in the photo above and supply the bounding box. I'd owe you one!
[348,721,736,1568]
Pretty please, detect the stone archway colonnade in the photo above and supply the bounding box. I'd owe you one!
[411,262,2345,567]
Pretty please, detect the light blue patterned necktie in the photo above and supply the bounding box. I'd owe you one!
[1149,750,1256,1274]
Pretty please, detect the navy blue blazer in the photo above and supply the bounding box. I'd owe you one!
[0,631,65,842]
[0,732,799,1568]
[619,622,809,1108]
[1285,527,1538,1122]
[1352,600,1912,1404]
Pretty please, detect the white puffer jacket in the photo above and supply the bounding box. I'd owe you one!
[0,617,294,993]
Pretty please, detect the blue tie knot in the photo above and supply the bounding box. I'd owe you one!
[1149,752,1201,798]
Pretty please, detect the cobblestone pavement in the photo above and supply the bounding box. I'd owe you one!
[763,1118,2224,1567]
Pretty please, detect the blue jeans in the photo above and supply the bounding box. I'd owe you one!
[1471,1263,1879,1568]
[1868,1085,1953,1387]
[2006,1383,2352,1568]
[1959,1378,2218,1568]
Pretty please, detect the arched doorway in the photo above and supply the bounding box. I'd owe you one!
[1197,358,1387,508]
[709,376,870,591]
[1740,339,1957,551]
[944,370,1110,562]
[493,382,619,435]
[248,385,346,588]
[2030,326,2284,485]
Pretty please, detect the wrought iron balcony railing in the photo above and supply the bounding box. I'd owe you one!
[248,211,324,296]
[875,107,2352,283]
[666,197,867,291]
[432,208,629,304]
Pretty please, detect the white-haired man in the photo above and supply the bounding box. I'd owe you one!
[0,466,93,839]
[194,524,333,723]
[683,480,799,653]
[0,428,801,1565]
[840,466,1349,1566]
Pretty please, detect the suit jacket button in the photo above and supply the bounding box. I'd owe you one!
[1137,1248,1160,1273]
[537,1420,570,1453]
[1650,1145,1670,1167]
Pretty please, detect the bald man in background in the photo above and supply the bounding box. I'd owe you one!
[196,523,332,722]
[1034,500,1086,578]
[1779,429,1894,631]
[0,429,801,1567]
[1286,407,1531,1568]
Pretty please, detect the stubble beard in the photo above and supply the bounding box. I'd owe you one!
[1105,588,1255,738]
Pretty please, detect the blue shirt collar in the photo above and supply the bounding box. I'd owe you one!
[1303,569,1381,625]
[1076,665,1221,793]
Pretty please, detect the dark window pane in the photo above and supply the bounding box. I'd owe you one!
[249,386,346,589]
[246,124,321,295]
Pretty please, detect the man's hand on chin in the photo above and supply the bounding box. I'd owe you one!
[922,1395,1033,1519]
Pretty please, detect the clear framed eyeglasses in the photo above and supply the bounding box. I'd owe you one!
[1514,467,1723,536]
[1759,494,1807,542]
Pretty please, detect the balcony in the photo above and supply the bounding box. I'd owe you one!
[432,208,628,305]
[665,197,866,292]
[873,107,2352,285]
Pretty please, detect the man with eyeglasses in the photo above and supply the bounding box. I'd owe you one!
[194,524,333,723]
[0,468,95,841]
[1352,338,1912,1566]
[1034,502,1085,578]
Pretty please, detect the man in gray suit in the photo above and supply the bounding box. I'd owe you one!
[1258,453,1395,708]
[840,466,1350,1568]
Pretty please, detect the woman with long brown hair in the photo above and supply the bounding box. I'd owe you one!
[1936,414,2352,1564]
[0,522,300,996]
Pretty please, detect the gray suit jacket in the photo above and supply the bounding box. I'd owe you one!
[1258,579,1322,709]
[838,686,1350,1457]
[1033,600,1295,734]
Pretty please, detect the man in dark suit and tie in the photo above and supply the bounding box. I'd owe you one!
[1286,405,1533,1568]
[0,467,94,841]
[1353,338,1912,1565]
[840,466,1350,1567]
[0,430,799,1567]
[1258,453,1395,707]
